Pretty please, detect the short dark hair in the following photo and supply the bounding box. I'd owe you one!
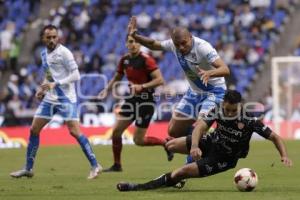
[224,90,242,104]
[40,24,58,37]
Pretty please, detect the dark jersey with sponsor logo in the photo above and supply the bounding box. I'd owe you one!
[117,52,158,94]
[203,107,272,158]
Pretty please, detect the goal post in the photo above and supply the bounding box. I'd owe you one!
[272,56,300,139]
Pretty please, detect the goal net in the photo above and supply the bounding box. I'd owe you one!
[272,56,300,139]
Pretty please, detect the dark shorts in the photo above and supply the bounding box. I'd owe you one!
[119,94,155,128]
[186,135,238,177]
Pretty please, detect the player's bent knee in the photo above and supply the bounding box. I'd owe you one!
[174,163,201,179]
[112,128,124,137]
[67,127,79,138]
[174,166,191,179]
[69,130,80,138]
[30,127,41,135]
[168,125,180,138]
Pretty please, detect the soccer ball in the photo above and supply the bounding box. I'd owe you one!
[234,168,258,192]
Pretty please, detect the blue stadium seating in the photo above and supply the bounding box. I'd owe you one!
[2,0,290,115]
[91,1,285,93]
[1,0,32,34]
[43,0,290,112]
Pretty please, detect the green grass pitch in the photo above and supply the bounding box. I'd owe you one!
[0,140,299,200]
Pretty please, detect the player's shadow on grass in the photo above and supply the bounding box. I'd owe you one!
[155,188,235,193]
[156,186,300,193]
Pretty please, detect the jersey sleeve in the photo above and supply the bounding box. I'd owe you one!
[202,108,217,127]
[62,48,78,71]
[116,57,124,75]
[145,55,158,73]
[198,41,220,64]
[251,118,272,139]
[160,39,175,51]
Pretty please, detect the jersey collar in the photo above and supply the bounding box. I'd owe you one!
[47,43,60,54]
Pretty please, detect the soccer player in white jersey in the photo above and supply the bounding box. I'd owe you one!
[128,17,230,140]
[10,25,102,179]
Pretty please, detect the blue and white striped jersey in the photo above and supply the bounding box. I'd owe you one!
[161,36,226,94]
[40,44,79,103]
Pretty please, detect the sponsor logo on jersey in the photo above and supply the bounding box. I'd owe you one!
[206,52,218,61]
[205,164,213,173]
[124,59,129,65]
[191,52,196,60]
[218,123,243,137]
[217,162,228,169]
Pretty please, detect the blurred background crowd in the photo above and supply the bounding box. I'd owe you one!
[0,0,300,126]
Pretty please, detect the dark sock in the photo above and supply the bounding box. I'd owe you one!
[164,172,179,186]
[112,137,122,165]
[137,172,178,190]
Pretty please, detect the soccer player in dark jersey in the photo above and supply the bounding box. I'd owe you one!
[98,35,173,172]
[116,90,293,191]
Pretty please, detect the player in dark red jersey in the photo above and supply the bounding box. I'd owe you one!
[98,35,173,172]
[116,90,292,191]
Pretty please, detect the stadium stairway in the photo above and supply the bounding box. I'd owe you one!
[18,0,62,66]
[247,3,300,101]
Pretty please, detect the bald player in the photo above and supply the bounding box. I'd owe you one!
[127,17,230,151]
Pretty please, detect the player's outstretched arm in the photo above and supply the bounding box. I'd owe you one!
[268,132,293,167]
[128,16,163,51]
